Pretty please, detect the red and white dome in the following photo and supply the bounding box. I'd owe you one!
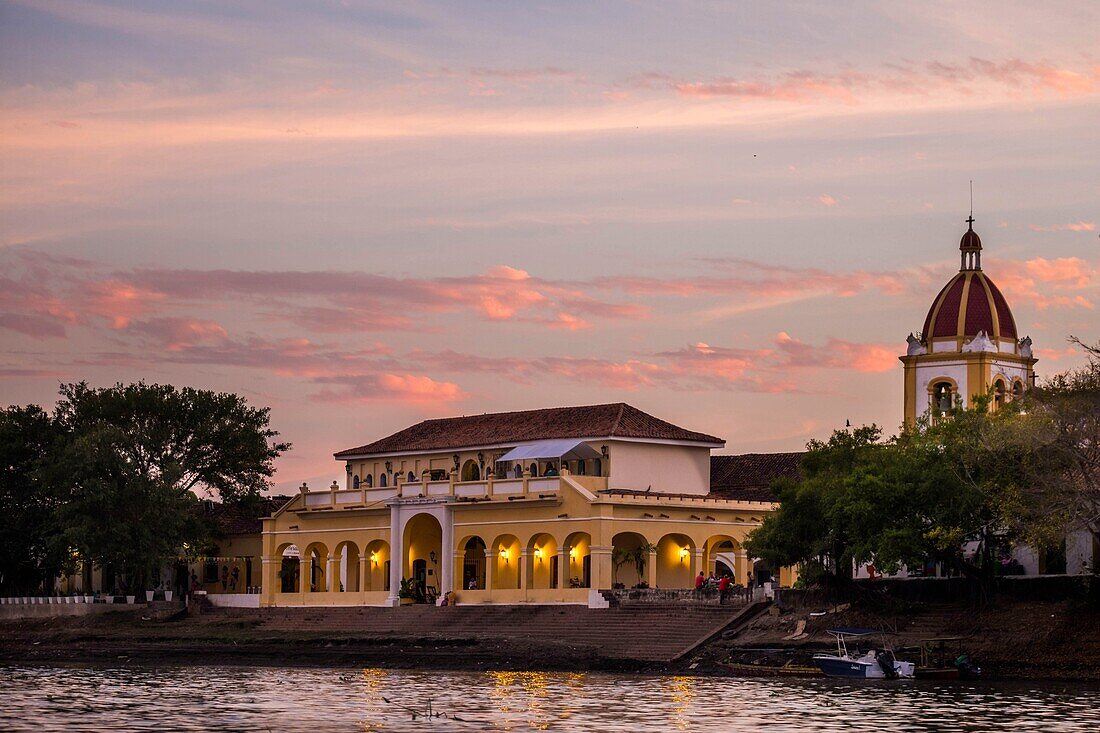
[921,224,1018,348]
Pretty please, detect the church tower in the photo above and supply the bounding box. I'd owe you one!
[900,217,1037,424]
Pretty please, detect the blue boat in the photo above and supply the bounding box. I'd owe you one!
[812,627,915,679]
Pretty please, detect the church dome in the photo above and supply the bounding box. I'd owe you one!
[921,270,1018,343]
[921,221,1017,346]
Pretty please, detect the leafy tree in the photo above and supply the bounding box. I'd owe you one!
[47,382,290,591]
[0,405,65,594]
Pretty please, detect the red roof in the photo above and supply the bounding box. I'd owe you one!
[922,270,1017,343]
[335,403,723,458]
[708,452,803,502]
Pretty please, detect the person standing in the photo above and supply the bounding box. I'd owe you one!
[718,574,731,605]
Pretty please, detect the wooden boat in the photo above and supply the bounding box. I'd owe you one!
[909,637,982,680]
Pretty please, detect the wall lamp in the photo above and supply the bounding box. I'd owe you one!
[429,550,437,564]
[569,546,578,561]
[679,547,689,564]
[370,552,379,567]
[499,548,509,564]
[533,548,544,563]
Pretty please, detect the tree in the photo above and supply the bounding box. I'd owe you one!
[47,382,290,591]
[746,425,887,583]
[0,405,65,594]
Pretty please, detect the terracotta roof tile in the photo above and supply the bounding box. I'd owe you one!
[708,452,803,502]
[335,403,723,458]
[200,496,292,536]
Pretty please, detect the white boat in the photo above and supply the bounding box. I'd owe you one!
[812,627,915,679]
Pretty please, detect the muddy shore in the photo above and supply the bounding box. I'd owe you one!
[2,597,1098,681]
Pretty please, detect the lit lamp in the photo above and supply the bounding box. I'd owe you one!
[499,548,509,564]
[569,546,578,561]
[369,552,379,567]
[533,548,544,563]
[679,547,689,564]
[429,550,437,564]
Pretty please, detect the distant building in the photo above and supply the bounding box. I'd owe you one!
[260,403,792,607]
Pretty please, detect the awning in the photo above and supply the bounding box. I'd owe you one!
[497,439,602,463]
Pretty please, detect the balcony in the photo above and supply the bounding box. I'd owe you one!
[298,473,600,511]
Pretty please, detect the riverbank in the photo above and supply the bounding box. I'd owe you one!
[2,596,1098,681]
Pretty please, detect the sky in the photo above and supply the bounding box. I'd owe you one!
[1,1,1098,494]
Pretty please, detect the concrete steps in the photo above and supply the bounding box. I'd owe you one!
[216,603,748,662]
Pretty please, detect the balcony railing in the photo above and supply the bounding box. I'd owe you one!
[297,472,603,511]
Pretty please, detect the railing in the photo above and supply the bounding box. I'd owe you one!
[299,475,577,510]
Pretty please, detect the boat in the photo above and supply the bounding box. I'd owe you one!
[812,627,916,679]
[719,661,824,678]
[908,637,982,680]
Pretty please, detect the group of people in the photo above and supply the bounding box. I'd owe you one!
[695,570,753,604]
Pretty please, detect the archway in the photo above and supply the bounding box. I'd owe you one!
[363,539,390,592]
[461,459,481,482]
[278,544,300,593]
[563,531,592,588]
[302,541,329,592]
[491,534,521,590]
[704,535,741,582]
[656,533,694,589]
[611,531,650,588]
[461,536,487,590]
[402,513,442,601]
[334,540,360,592]
[527,533,559,589]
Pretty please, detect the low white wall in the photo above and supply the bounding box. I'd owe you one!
[206,593,261,608]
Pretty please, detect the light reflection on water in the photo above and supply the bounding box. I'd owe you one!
[2,664,1099,732]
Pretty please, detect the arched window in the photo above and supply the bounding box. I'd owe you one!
[408,471,416,483]
[379,473,388,488]
[529,462,538,477]
[352,475,360,490]
[577,460,587,476]
[365,474,373,488]
[1012,380,1024,397]
[513,464,522,479]
[931,381,954,412]
[593,458,603,477]
[994,379,1007,410]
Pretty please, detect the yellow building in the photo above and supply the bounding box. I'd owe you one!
[900,217,1037,424]
[260,403,796,607]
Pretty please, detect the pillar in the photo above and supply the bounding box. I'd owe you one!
[520,550,529,595]
[691,548,704,585]
[557,548,568,590]
[440,506,453,600]
[483,548,494,596]
[261,557,277,606]
[590,545,613,590]
[386,506,401,606]
[453,552,465,593]
[359,552,370,594]
[326,555,337,593]
[298,556,309,594]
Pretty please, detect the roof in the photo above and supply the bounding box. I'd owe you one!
[201,496,292,536]
[921,270,1017,343]
[335,402,723,458]
[708,452,804,502]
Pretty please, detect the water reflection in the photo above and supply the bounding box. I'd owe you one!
[2,664,1099,733]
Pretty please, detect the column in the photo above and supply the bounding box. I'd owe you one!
[453,552,465,594]
[483,549,494,597]
[386,506,401,606]
[359,553,370,594]
[519,550,529,596]
[298,556,309,594]
[440,507,453,601]
[590,545,613,590]
[261,557,277,606]
[326,555,337,593]
[645,548,658,589]
[558,548,568,590]
[691,548,704,586]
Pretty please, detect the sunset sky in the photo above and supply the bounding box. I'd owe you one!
[2,1,1098,493]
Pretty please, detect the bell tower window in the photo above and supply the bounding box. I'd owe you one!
[931,381,954,412]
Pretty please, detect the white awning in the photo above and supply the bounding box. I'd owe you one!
[497,439,602,463]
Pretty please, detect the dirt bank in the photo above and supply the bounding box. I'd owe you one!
[2,597,1098,681]
[680,597,1100,681]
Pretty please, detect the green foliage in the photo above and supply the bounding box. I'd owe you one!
[612,542,657,577]
[1,381,290,593]
[0,405,66,593]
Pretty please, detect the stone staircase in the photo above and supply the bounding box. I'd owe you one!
[216,602,758,663]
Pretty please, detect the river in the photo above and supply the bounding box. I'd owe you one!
[3,664,1099,732]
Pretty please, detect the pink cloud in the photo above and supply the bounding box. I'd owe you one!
[773,332,897,373]
[989,257,1097,310]
[82,280,165,328]
[819,194,838,207]
[127,317,229,351]
[1028,221,1096,232]
[312,373,467,403]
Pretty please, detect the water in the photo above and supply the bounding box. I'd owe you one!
[2,664,1099,732]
